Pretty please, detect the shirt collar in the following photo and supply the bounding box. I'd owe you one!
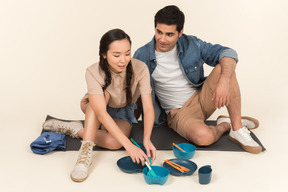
[149,36,156,62]
[110,68,126,78]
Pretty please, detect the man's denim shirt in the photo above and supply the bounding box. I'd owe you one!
[133,33,238,127]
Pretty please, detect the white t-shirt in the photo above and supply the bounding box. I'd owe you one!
[152,46,197,114]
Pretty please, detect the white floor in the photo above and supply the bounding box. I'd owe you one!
[1,102,287,192]
[1,1,288,192]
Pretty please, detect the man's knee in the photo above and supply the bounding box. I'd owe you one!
[212,64,222,77]
[204,64,222,89]
[187,128,215,146]
[207,64,238,91]
[214,63,237,80]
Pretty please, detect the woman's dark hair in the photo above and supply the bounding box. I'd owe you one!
[154,5,185,33]
[99,28,133,106]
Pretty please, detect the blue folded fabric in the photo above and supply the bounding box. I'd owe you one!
[30,132,66,155]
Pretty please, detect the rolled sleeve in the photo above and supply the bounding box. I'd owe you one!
[219,48,239,63]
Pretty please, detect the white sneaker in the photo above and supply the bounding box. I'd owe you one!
[229,127,262,154]
[71,141,95,182]
[217,115,259,129]
[42,119,83,138]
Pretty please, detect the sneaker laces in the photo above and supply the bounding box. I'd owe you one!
[239,127,252,141]
[58,125,78,138]
[77,142,93,167]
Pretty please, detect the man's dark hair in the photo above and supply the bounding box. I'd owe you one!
[154,5,185,32]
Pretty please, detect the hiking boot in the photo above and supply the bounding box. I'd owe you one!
[71,141,95,182]
[42,119,83,138]
[229,127,262,154]
[217,115,259,129]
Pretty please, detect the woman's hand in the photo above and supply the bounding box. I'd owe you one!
[124,143,150,166]
[143,139,156,164]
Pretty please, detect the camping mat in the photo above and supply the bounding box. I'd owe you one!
[42,115,266,152]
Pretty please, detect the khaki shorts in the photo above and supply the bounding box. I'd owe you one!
[167,79,217,140]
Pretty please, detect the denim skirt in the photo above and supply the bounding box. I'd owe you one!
[84,93,137,125]
[107,103,138,125]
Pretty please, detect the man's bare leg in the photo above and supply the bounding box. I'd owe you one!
[185,121,230,146]
[185,64,242,145]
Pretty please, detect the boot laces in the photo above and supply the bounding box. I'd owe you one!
[77,142,93,167]
[58,125,77,138]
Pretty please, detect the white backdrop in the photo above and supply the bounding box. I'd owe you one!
[1,1,288,191]
[1,0,287,126]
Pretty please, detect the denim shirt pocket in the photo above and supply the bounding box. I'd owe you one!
[184,62,205,86]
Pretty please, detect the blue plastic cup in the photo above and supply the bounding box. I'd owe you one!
[198,165,212,185]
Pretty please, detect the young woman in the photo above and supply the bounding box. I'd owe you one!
[42,29,156,182]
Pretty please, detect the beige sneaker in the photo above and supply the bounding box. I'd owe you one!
[71,141,95,182]
[229,127,262,154]
[42,119,83,138]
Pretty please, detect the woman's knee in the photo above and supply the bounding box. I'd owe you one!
[104,137,123,150]
[80,96,89,113]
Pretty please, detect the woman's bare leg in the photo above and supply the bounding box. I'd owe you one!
[96,119,131,149]
[78,91,131,149]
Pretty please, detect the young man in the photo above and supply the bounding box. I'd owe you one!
[133,5,262,154]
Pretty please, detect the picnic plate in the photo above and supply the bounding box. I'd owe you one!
[163,158,198,176]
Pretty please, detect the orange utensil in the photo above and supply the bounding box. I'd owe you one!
[173,143,186,152]
[165,160,190,172]
[164,160,185,173]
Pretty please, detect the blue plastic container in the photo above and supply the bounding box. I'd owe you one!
[198,165,212,185]
[143,166,169,185]
[172,143,196,159]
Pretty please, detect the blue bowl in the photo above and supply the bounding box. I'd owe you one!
[143,166,169,185]
[172,143,196,159]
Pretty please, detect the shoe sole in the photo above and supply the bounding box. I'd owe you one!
[217,115,259,129]
[70,174,88,182]
[70,160,93,182]
[229,136,262,154]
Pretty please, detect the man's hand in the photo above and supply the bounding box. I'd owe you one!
[212,76,230,109]
[212,57,236,109]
